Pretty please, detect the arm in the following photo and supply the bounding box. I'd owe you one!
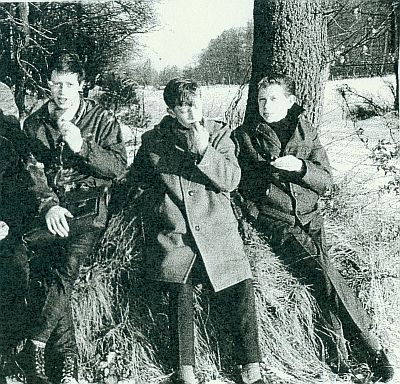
[23,119,60,214]
[23,121,72,237]
[271,122,332,195]
[196,125,241,193]
[78,113,127,180]
[300,135,333,195]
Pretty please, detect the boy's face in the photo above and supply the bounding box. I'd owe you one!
[258,84,296,123]
[49,70,82,111]
[168,92,203,129]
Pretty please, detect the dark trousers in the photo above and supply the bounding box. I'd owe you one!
[0,237,29,353]
[26,231,100,354]
[167,260,261,368]
[257,214,381,360]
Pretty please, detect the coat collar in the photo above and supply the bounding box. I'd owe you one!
[154,115,224,148]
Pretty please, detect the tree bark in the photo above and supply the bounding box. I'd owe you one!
[244,0,329,127]
[391,0,399,112]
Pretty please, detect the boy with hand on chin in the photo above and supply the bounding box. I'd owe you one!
[22,50,127,384]
[127,78,265,384]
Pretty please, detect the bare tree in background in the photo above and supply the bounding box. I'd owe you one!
[0,1,156,115]
[244,0,329,127]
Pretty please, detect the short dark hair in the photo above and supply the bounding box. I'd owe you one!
[258,75,295,96]
[48,50,85,82]
[163,78,199,109]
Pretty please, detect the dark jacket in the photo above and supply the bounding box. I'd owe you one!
[234,105,332,225]
[128,116,252,292]
[23,98,127,222]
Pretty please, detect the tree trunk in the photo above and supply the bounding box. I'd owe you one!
[244,0,329,127]
[391,0,399,112]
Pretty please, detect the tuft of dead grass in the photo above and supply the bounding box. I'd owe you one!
[72,193,349,384]
[324,182,400,378]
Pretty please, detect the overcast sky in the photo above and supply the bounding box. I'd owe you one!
[139,0,253,70]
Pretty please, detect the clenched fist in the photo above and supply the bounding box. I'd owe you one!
[58,120,83,153]
[186,121,209,156]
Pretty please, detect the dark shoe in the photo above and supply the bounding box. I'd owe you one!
[17,340,49,384]
[59,354,78,384]
[369,350,394,383]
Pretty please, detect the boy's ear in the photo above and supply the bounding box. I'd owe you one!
[78,80,85,92]
[288,94,297,107]
[167,107,176,118]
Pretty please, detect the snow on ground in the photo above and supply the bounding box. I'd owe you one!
[320,75,397,187]
[135,76,398,193]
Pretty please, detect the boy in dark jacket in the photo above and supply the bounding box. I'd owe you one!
[127,78,264,384]
[234,75,393,382]
[21,51,127,384]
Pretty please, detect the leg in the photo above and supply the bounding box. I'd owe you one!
[0,239,29,351]
[258,215,393,380]
[24,231,100,384]
[168,280,196,384]
[0,239,29,382]
[49,231,101,384]
[257,216,351,372]
[216,279,262,384]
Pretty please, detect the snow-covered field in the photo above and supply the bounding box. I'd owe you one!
[136,76,398,191]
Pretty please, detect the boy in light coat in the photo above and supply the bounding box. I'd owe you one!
[127,78,265,384]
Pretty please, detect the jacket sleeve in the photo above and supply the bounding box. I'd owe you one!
[23,120,60,214]
[78,112,127,181]
[297,131,333,195]
[125,137,154,188]
[196,126,241,193]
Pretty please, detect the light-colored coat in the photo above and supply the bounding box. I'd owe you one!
[129,116,252,292]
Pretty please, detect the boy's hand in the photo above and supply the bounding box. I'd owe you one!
[45,205,74,237]
[271,155,303,173]
[0,221,9,240]
[58,120,83,153]
[187,122,209,156]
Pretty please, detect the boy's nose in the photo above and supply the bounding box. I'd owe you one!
[264,99,272,109]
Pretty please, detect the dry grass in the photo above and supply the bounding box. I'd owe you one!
[72,197,349,384]
[324,184,400,376]
[69,78,399,384]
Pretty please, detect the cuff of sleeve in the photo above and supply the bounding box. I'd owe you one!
[39,197,59,215]
[78,139,90,159]
[195,145,212,167]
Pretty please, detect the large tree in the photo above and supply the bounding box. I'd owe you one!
[244,0,329,127]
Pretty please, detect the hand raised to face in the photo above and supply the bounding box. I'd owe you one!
[58,120,83,153]
[185,121,209,156]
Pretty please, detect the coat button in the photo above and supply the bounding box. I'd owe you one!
[188,190,194,196]
[293,191,298,197]
[195,225,200,231]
